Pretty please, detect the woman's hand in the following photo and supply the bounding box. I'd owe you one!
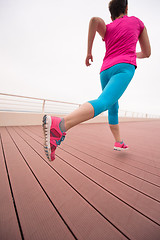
[85,54,93,66]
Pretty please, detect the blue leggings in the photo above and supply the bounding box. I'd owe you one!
[88,63,135,125]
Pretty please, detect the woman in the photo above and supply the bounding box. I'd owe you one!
[43,0,151,161]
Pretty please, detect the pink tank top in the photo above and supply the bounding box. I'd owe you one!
[100,15,144,72]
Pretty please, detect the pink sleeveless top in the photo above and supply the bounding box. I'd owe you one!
[100,15,144,72]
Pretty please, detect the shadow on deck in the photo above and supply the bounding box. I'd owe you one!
[0,120,160,240]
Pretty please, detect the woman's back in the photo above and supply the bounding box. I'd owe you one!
[101,15,144,72]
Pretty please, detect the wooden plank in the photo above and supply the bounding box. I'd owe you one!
[20,125,160,202]
[61,144,160,201]
[63,123,160,173]
[11,126,128,240]
[62,136,160,186]
[26,123,160,171]
[54,153,160,240]
[0,128,22,240]
[117,121,160,166]
[15,126,160,240]
[0,127,75,240]
[23,125,160,200]
[24,123,160,169]
[56,147,160,220]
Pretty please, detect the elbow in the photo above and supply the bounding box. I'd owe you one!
[145,47,151,58]
[146,51,151,58]
[90,17,99,26]
[90,17,97,23]
[89,17,99,31]
[90,17,98,22]
[143,50,151,58]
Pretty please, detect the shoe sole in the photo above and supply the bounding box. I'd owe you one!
[114,147,129,151]
[42,115,52,161]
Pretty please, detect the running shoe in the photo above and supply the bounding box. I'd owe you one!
[42,115,66,161]
[114,141,128,151]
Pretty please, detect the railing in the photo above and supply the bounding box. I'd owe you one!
[0,93,159,119]
[0,93,80,115]
[118,110,160,119]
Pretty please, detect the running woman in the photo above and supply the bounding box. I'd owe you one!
[43,0,151,161]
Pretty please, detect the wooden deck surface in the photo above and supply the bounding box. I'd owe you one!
[0,120,160,240]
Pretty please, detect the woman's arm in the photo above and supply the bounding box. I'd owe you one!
[136,27,151,59]
[85,17,106,66]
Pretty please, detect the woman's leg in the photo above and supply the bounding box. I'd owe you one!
[65,64,135,132]
[62,66,109,132]
[100,71,121,143]
[108,101,121,142]
[64,102,94,131]
[63,102,121,141]
[109,124,121,142]
[43,63,135,160]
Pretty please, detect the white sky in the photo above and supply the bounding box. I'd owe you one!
[0,0,160,116]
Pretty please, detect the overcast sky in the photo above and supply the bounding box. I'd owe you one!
[0,0,160,116]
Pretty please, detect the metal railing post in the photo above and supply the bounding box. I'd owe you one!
[42,100,46,114]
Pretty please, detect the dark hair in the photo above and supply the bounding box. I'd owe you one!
[109,0,128,20]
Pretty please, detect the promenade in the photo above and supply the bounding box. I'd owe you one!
[0,120,160,239]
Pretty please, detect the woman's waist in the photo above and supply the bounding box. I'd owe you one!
[103,53,136,61]
[100,55,137,73]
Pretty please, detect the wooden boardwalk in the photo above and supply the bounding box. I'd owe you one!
[0,120,160,240]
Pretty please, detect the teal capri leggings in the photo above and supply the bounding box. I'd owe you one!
[88,63,135,125]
